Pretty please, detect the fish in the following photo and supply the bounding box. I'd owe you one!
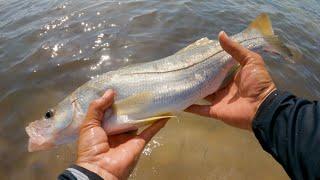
[25,13,292,152]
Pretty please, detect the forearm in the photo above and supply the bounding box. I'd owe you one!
[252,90,320,179]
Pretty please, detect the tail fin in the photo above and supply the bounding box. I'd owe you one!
[245,13,294,61]
[245,13,274,36]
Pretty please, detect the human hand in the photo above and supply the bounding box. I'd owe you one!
[186,31,276,130]
[76,90,168,179]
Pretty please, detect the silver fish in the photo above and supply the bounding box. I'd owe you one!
[26,13,290,152]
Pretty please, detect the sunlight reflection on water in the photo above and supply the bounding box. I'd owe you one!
[0,0,319,179]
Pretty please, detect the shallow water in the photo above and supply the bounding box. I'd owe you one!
[1,0,319,179]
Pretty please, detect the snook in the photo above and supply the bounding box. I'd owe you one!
[26,14,291,152]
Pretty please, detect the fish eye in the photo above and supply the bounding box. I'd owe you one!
[45,109,54,119]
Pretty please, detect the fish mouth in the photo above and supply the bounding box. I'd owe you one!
[25,119,55,152]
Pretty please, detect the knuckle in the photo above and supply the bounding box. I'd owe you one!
[79,123,90,132]
[252,53,265,64]
[242,51,262,64]
[209,109,218,119]
[80,119,99,132]
[243,55,254,63]
[253,52,262,59]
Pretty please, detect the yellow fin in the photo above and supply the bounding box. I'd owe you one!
[195,99,211,105]
[130,114,176,127]
[113,92,154,115]
[246,13,294,61]
[245,13,274,36]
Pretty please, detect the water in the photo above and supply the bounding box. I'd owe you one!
[0,0,319,179]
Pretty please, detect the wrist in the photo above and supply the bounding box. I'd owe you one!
[257,86,277,111]
[76,162,118,180]
[251,86,277,125]
[247,86,277,131]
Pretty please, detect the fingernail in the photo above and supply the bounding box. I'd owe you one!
[219,31,229,39]
[103,89,113,98]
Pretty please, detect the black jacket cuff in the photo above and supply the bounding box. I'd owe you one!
[58,164,103,180]
[252,90,292,152]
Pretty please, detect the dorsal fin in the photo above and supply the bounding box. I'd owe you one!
[175,37,216,54]
[119,38,217,75]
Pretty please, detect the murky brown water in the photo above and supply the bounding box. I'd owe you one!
[1,0,319,179]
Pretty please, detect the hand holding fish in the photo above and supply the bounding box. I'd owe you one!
[186,32,276,130]
[27,14,288,151]
[76,90,167,179]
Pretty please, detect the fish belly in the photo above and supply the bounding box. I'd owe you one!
[99,54,237,134]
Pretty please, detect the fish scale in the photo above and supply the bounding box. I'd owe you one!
[25,13,292,152]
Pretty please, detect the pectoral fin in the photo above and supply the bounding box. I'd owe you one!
[195,99,212,105]
[129,114,176,127]
[113,92,154,115]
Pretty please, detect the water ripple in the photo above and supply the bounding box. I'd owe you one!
[0,0,319,179]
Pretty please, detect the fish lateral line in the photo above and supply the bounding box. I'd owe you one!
[120,36,265,75]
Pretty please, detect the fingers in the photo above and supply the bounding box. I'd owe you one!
[138,119,168,143]
[82,89,115,129]
[218,31,255,66]
[120,119,168,157]
[205,93,216,102]
[205,105,221,120]
[185,104,211,117]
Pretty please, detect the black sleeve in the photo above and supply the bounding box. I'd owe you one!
[252,90,320,180]
[58,164,103,180]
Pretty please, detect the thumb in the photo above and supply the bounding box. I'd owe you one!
[81,89,115,129]
[218,31,253,66]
